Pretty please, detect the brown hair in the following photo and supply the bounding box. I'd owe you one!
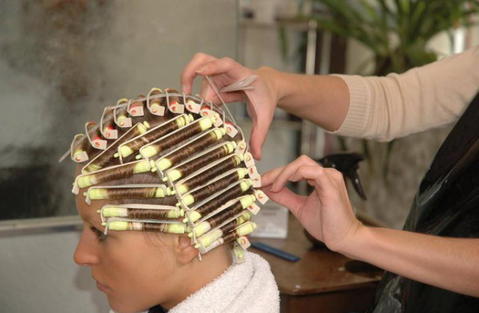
[70,88,260,254]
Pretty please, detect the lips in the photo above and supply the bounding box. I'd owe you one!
[93,275,112,293]
[96,281,111,293]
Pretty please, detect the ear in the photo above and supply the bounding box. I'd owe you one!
[175,235,199,265]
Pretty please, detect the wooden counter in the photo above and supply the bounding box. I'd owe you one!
[251,216,383,313]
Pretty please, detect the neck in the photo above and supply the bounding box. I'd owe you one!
[161,246,232,309]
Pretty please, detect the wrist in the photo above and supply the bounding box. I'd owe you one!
[255,66,284,108]
[334,223,372,261]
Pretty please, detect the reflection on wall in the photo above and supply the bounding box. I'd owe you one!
[0,0,237,220]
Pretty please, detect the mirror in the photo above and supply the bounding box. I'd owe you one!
[0,0,238,221]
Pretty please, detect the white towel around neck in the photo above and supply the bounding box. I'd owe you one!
[169,251,279,313]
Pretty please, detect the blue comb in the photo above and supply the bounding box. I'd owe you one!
[251,241,301,262]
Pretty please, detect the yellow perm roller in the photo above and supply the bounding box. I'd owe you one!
[195,221,257,250]
[165,141,237,182]
[83,121,150,173]
[185,181,254,223]
[85,185,173,201]
[118,114,194,159]
[139,116,215,159]
[76,160,152,189]
[175,153,243,194]
[155,128,226,171]
[106,221,186,234]
[100,205,183,219]
[180,168,249,206]
[189,210,253,238]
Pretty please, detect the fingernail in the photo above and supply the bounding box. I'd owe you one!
[195,67,205,74]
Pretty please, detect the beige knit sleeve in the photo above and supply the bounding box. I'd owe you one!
[331,46,479,141]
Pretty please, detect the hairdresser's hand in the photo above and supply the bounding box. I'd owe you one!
[181,53,279,160]
[261,155,363,252]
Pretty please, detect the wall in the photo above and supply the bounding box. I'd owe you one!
[0,227,110,313]
[0,1,237,312]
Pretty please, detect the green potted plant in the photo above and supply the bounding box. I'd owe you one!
[305,0,478,75]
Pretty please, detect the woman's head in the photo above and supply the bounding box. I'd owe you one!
[73,171,234,312]
[68,88,265,312]
[74,195,180,312]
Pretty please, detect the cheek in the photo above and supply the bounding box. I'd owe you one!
[101,234,178,304]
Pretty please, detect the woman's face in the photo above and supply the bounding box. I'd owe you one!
[74,195,181,313]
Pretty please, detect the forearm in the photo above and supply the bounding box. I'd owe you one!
[261,47,479,140]
[339,226,479,297]
[259,67,350,131]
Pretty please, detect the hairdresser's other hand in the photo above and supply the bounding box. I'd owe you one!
[181,53,278,160]
[261,155,363,252]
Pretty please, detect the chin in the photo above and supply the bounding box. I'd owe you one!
[108,296,148,313]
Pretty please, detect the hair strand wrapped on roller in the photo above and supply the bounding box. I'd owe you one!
[64,87,267,262]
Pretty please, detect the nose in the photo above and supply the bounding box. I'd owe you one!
[74,226,100,266]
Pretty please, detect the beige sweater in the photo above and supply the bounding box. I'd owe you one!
[334,46,479,141]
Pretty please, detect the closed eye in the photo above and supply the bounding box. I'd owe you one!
[90,226,107,242]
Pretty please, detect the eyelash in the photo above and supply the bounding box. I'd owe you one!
[90,226,107,242]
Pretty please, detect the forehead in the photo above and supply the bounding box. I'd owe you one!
[75,166,105,228]
[76,193,106,227]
